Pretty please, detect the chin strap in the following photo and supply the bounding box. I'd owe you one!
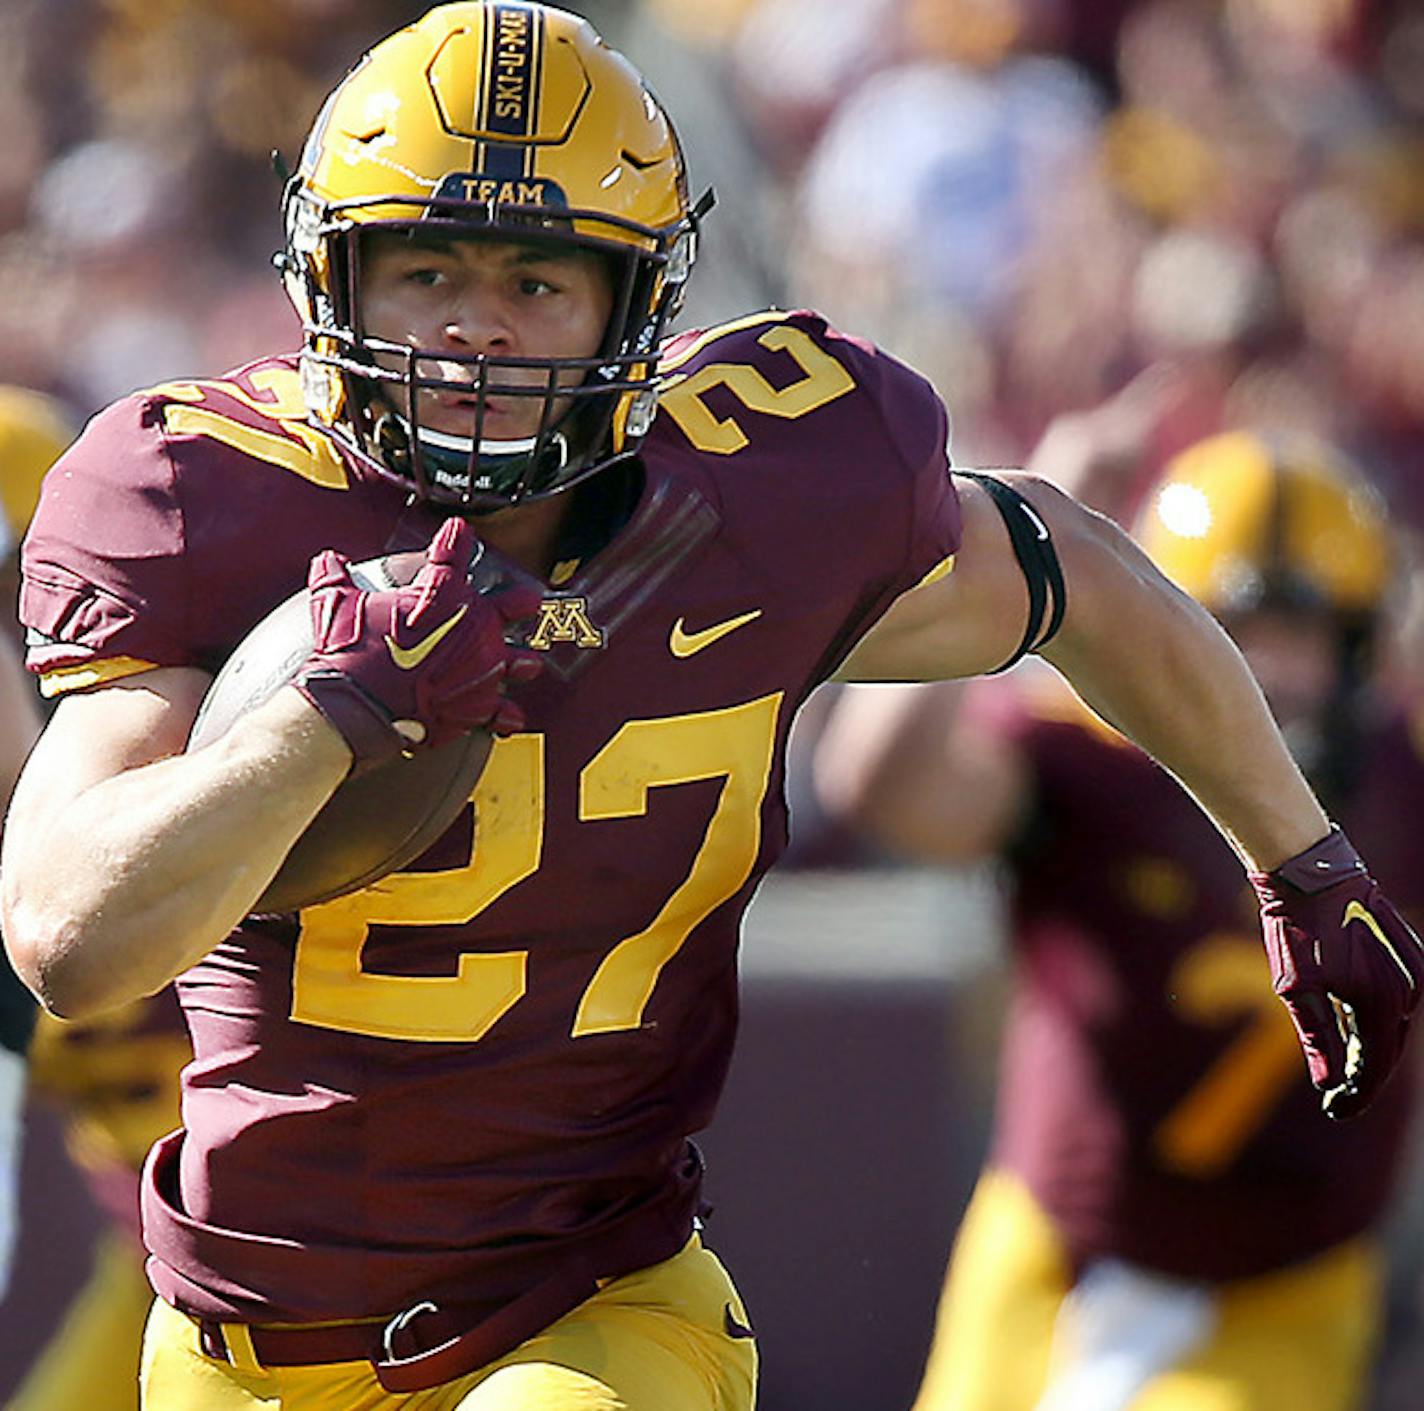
[376,412,570,499]
[391,413,568,465]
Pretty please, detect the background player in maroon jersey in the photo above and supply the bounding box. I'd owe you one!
[0,384,182,1411]
[1,5,1421,1410]
[7,988,189,1411]
[817,431,1422,1411]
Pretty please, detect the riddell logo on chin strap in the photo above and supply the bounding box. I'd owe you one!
[527,597,605,650]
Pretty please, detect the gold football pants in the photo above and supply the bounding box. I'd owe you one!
[913,1168,1380,1411]
[140,1235,756,1411]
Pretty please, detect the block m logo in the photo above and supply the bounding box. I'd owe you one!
[528,597,605,651]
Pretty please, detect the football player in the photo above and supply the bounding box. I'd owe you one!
[0,6,1419,1409]
[816,433,1424,1411]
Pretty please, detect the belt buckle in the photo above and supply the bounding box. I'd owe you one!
[196,1320,229,1363]
[381,1300,440,1363]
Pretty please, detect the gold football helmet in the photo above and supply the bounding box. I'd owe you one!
[0,385,74,545]
[1138,430,1392,622]
[281,1,708,509]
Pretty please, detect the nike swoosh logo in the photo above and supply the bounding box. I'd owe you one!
[724,1303,756,1340]
[1344,899,1419,991]
[386,603,468,670]
[1021,504,1051,541]
[670,609,762,658]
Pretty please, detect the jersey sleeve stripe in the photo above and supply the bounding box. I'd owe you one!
[37,655,161,698]
[914,554,956,590]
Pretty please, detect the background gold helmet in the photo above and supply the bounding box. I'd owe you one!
[1138,430,1392,623]
[281,1,708,509]
[1139,430,1394,804]
[0,386,74,552]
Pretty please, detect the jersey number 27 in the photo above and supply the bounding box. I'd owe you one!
[289,693,783,1044]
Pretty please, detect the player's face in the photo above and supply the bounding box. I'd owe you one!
[360,231,614,442]
[1228,607,1339,739]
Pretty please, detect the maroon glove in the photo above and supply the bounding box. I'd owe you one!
[293,517,542,773]
[1250,829,1424,1119]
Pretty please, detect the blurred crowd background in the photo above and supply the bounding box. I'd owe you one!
[2,0,1424,1407]
[3,0,1422,519]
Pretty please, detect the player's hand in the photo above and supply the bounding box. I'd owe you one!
[1250,829,1424,1119]
[294,518,542,772]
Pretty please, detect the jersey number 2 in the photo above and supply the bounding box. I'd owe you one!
[658,324,855,455]
[289,694,783,1043]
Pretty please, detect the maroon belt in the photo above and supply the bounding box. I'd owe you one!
[191,1226,692,1392]
[196,1267,607,1391]
[197,1316,382,1368]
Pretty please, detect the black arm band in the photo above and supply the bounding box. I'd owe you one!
[960,472,1067,673]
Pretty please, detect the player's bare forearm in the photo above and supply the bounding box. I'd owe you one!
[2,680,350,1019]
[1024,479,1330,870]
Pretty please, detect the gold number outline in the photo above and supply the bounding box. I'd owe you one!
[291,734,544,1042]
[658,324,856,455]
[290,694,784,1043]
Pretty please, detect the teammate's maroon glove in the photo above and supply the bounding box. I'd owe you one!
[1250,828,1424,1119]
[294,518,542,773]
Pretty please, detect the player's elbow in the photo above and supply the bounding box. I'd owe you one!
[6,935,76,1021]
[3,897,117,1021]
[4,935,62,1020]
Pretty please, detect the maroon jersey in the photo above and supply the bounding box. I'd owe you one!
[979,672,1422,1281]
[21,310,959,1324]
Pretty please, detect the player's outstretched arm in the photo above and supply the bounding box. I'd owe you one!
[842,474,1329,864]
[842,473,1424,1114]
